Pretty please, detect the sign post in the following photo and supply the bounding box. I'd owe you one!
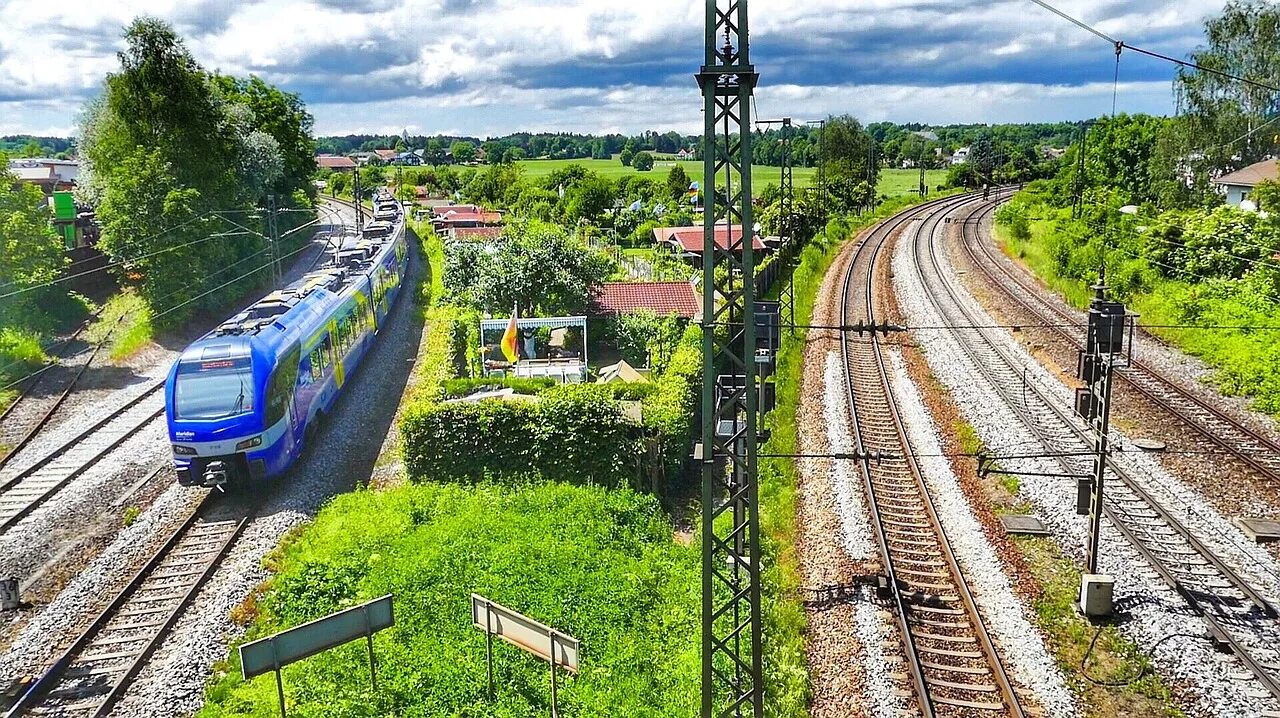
[240,594,395,718]
[471,594,579,716]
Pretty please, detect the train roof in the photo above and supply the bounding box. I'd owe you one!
[208,195,403,343]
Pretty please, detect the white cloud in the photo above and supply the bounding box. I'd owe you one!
[0,0,1220,136]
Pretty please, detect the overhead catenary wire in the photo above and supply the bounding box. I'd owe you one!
[1026,0,1280,94]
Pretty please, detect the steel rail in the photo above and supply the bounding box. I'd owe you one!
[839,192,1027,716]
[921,194,1280,702]
[4,490,253,717]
[0,381,165,534]
[961,200,1280,482]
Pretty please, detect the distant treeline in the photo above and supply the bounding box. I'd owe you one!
[316,121,1081,169]
[0,135,75,157]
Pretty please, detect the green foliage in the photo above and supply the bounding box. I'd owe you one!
[631,151,654,172]
[442,220,613,316]
[636,328,701,492]
[78,17,315,327]
[819,114,879,192]
[0,327,46,393]
[400,384,637,489]
[665,165,691,202]
[619,146,635,167]
[0,166,65,327]
[608,309,684,371]
[198,481,700,717]
[450,140,477,163]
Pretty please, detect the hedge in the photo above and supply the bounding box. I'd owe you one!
[401,383,638,488]
[637,326,701,493]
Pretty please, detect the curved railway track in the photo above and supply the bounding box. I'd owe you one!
[0,381,165,534]
[916,193,1280,703]
[5,491,252,718]
[959,199,1280,481]
[840,192,1028,717]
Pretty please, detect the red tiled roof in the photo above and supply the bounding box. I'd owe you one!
[432,204,484,216]
[652,224,767,254]
[374,149,398,160]
[1215,159,1280,188]
[317,154,357,170]
[452,226,504,240]
[592,282,700,319]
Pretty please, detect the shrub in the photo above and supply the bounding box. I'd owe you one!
[401,384,637,488]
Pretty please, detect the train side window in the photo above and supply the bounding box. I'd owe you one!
[266,345,300,427]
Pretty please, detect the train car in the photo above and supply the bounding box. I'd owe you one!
[164,195,408,488]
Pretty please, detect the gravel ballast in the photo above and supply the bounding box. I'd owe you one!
[892,219,1280,717]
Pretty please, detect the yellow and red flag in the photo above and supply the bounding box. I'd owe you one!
[501,305,519,363]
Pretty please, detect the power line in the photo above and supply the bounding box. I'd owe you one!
[1027,0,1280,94]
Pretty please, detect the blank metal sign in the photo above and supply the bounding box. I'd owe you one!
[241,594,394,679]
[471,594,579,672]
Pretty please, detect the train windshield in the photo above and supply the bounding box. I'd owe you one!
[175,358,254,420]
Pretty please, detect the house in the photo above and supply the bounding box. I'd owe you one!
[394,151,422,166]
[450,226,504,241]
[8,158,78,194]
[374,149,399,163]
[431,204,503,231]
[675,148,696,161]
[951,147,970,165]
[317,154,358,172]
[1214,158,1279,206]
[652,223,768,261]
[1040,146,1067,160]
[349,151,379,165]
[590,281,701,320]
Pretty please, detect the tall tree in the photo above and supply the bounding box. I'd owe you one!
[1176,0,1280,170]
[213,74,317,199]
[0,163,65,325]
[819,115,879,198]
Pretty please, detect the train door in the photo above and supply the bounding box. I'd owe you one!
[265,344,301,466]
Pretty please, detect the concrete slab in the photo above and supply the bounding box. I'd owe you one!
[1234,517,1280,543]
[1000,514,1051,536]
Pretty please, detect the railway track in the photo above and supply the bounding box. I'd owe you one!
[840,192,1028,717]
[959,199,1280,482]
[0,381,165,534]
[0,313,115,472]
[913,194,1280,703]
[5,491,251,717]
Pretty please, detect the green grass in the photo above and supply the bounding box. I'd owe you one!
[1016,535,1184,718]
[198,481,701,717]
[516,159,942,198]
[408,218,445,308]
[997,201,1280,418]
[86,291,153,362]
[0,326,48,412]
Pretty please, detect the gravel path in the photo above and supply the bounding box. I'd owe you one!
[107,222,424,717]
[892,218,1280,717]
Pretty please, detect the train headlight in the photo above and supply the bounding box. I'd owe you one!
[172,444,197,456]
[235,436,263,451]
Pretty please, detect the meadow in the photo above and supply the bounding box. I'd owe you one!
[516,158,945,198]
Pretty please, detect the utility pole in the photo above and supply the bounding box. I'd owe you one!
[266,194,281,286]
[758,117,796,331]
[1072,124,1088,220]
[696,0,764,715]
[353,170,365,234]
[1074,267,1128,617]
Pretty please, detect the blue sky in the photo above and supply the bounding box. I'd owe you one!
[0,0,1226,138]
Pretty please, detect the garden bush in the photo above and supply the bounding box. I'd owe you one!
[401,383,638,488]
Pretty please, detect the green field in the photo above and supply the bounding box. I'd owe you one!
[516,158,944,198]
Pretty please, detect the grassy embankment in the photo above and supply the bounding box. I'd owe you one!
[996,205,1280,418]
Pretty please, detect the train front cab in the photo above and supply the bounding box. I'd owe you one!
[168,342,302,488]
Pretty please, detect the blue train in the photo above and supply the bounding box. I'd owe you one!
[165,193,408,487]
